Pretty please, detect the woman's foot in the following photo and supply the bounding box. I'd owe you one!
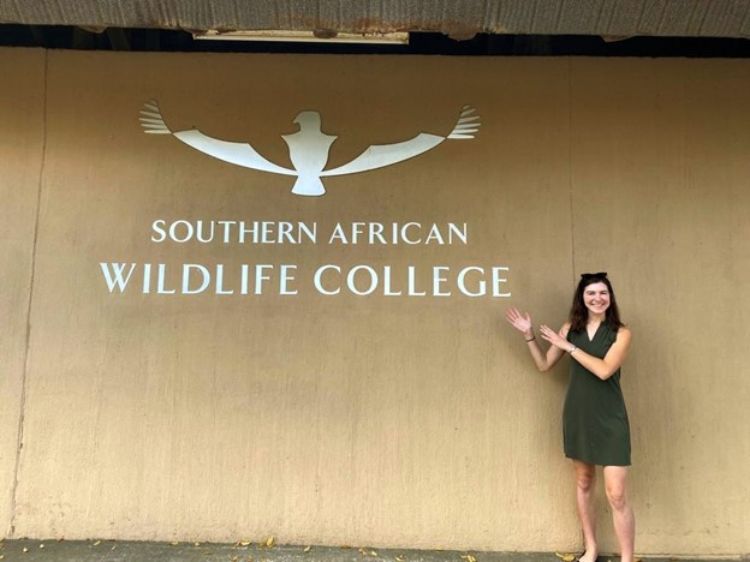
[578,549,598,562]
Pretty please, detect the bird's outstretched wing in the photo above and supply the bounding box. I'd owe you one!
[447,106,481,139]
[139,100,295,176]
[321,105,481,177]
[140,101,171,134]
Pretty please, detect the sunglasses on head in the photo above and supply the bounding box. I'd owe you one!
[581,272,607,279]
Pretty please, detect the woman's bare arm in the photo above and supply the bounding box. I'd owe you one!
[539,324,632,380]
[505,308,569,373]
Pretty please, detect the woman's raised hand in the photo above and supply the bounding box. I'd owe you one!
[505,307,533,335]
[539,324,570,351]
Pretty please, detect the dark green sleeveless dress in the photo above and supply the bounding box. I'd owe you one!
[564,323,631,466]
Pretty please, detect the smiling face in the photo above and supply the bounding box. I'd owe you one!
[583,281,611,317]
[569,274,622,331]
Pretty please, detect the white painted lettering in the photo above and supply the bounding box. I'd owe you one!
[260,222,275,244]
[150,220,167,243]
[425,224,445,245]
[351,222,365,244]
[314,265,341,295]
[457,266,485,297]
[99,263,137,293]
[169,220,194,243]
[328,223,348,244]
[215,264,234,295]
[382,266,402,296]
[239,221,258,244]
[369,223,386,245]
[401,222,421,244]
[195,220,215,243]
[142,263,152,293]
[448,223,468,245]
[240,264,250,295]
[432,266,451,297]
[492,267,511,297]
[278,222,295,244]
[280,265,298,295]
[254,264,273,295]
[218,220,236,243]
[299,222,317,244]
[347,265,378,296]
[156,263,176,294]
[407,265,426,296]
[182,264,211,294]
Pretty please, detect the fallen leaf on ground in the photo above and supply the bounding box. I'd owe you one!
[240,541,251,546]
[304,546,312,552]
[169,541,178,546]
[93,541,101,546]
[396,556,405,562]
[554,553,575,562]
[461,554,477,562]
[265,536,275,547]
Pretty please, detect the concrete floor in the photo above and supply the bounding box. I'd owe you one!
[0,540,737,562]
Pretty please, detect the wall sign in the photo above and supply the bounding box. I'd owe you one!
[99,219,511,299]
[98,102,509,299]
[139,101,480,196]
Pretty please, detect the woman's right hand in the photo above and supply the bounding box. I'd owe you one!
[505,307,533,338]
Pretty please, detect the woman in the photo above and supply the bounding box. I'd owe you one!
[505,272,635,562]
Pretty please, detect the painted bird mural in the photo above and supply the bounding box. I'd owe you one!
[140,100,480,196]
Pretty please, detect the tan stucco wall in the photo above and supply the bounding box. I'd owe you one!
[0,48,46,536]
[569,59,750,553]
[1,49,748,555]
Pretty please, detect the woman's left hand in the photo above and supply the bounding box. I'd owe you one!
[539,324,571,351]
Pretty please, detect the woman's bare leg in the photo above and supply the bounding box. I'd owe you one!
[603,466,635,562]
[572,460,598,562]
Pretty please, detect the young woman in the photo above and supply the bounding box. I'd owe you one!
[505,272,635,562]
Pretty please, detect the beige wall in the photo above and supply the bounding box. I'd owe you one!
[569,59,750,553]
[1,48,748,555]
[0,49,46,537]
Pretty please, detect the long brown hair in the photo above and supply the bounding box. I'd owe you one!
[568,272,624,333]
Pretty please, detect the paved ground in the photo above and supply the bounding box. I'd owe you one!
[0,540,739,562]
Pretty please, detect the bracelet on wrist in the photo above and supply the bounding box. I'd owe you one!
[525,336,535,342]
[568,345,578,354]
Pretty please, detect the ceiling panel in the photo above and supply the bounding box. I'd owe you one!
[0,0,749,39]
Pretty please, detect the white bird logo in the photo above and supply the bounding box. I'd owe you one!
[140,101,480,196]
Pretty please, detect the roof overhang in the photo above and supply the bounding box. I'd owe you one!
[2,0,749,41]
